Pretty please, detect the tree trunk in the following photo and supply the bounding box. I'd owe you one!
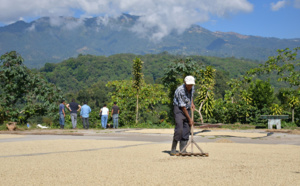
[136,94,139,124]
[292,108,294,123]
[199,112,203,124]
[196,90,209,124]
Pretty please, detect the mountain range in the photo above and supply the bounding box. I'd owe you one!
[0,14,299,68]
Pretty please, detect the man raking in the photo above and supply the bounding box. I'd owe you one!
[171,76,208,156]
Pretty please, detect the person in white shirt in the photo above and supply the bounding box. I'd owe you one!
[100,104,109,129]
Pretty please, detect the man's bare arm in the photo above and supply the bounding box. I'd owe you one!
[66,104,71,111]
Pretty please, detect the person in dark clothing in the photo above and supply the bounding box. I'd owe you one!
[111,102,120,129]
[59,100,66,129]
[66,99,81,129]
[170,76,195,155]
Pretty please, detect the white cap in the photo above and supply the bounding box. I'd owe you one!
[184,76,195,85]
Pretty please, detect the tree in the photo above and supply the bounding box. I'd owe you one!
[194,66,216,123]
[162,58,204,101]
[214,70,230,99]
[288,95,300,123]
[270,104,283,115]
[225,76,252,104]
[162,58,217,123]
[248,79,275,110]
[0,51,63,124]
[132,57,144,124]
[278,88,300,122]
[162,58,204,121]
[106,80,169,126]
[247,47,300,87]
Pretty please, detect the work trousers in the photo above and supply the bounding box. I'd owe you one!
[59,112,65,129]
[82,117,89,129]
[70,113,77,129]
[173,106,190,141]
[112,114,119,129]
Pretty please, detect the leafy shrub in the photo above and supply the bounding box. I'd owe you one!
[281,121,298,129]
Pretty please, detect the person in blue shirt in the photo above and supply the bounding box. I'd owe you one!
[80,101,91,129]
[59,100,66,129]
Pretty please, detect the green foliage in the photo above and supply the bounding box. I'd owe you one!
[162,58,205,119]
[281,121,298,129]
[214,70,230,99]
[225,76,253,103]
[2,49,297,128]
[106,80,169,127]
[132,57,144,91]
[212,98,271,125]
[194,66,216,122]
[162,58,204,91]
[247,47,300,87]
[0,51,63,124]
[132,57,144,124]
[42,116,54,127]
[270,104,283,115]
[248,79,275,110]
[277,88,300,123]
[39,53,259,104]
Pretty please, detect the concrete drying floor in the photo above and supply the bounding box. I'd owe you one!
[0,129,299,185]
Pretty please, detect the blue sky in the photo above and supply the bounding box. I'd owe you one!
[0,0,299,39]
[201,0,300,39]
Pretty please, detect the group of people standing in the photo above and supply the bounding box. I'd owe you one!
[99,102,120,129]
[58,100,120,129]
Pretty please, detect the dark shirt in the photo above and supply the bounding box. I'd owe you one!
[59,103,65,114]
[69,102,79,114]
[112,105,119,115]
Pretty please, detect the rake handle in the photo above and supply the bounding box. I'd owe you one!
[191,110,194,153]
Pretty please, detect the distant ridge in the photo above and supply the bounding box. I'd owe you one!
[0,14,299,68]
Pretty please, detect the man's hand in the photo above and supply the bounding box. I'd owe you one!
[181,107,194,126]
[191,102,195,111]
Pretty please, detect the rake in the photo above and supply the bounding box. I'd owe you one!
[176,111,209,157]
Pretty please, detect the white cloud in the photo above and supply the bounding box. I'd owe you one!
[48,17,85,30]
[294,0,300,8]
[271,1,287,11]
[26,24,35,32]
[0,0,254,40]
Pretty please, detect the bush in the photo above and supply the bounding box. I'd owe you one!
[281,121,298,129]
[42,116,54,127]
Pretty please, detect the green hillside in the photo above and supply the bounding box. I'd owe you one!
[39,53,261,100]
[1,15,299,68]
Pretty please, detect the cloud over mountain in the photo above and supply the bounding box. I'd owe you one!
[0,0,253,40]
